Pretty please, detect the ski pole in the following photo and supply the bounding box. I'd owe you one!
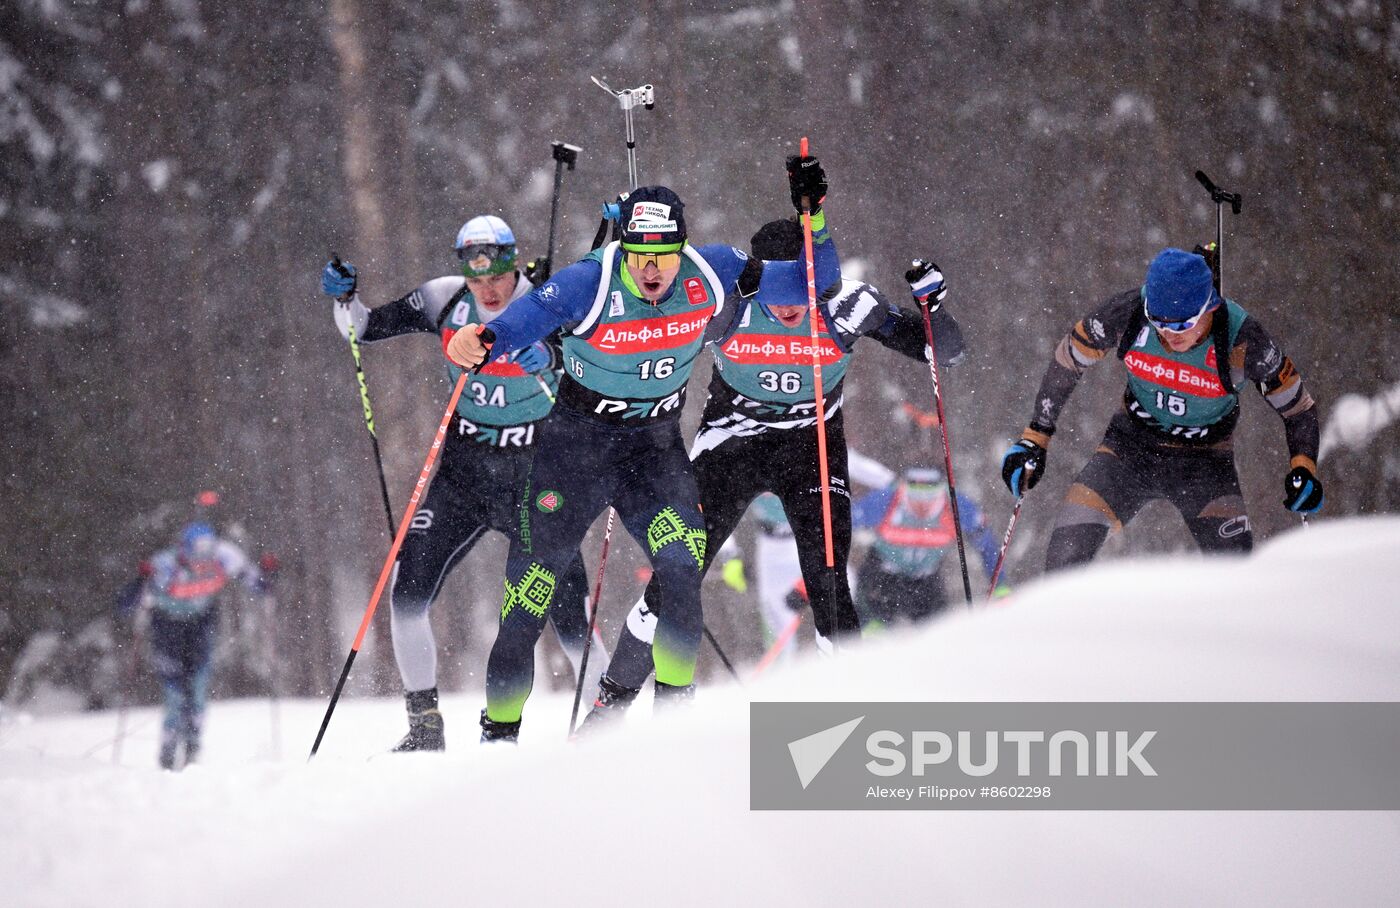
[704,627,741,683]
[331,254,397,537]
[796,136,843,641]
[918,294,974,607]
[1194,171,1241,300]
[520,141,580,407]
[541,140,581,283]
[588,78,655,247]
[263,589,281,759]
[84,713,158,760]
[987,494,1025,599]
[590,77,654,190]
[1196,174,1292,527]
[750,612,804,681]
[569,509,616,738]
[112,621,144,765]
[309,372,469,759]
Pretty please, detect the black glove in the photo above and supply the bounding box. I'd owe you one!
[904,259,948,305]
[524,257,551,286]
[1001,439,1047,497]
[786,155,828,214]
[1283,465,1324,514]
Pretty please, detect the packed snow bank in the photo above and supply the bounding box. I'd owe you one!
[3,518,1399,907]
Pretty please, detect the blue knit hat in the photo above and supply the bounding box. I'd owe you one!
[1144,248,1218,321]
[619,187,687,251]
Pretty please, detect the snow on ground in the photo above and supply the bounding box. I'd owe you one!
[4,518,1400,907]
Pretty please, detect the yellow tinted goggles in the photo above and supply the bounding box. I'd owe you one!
[623,249,682,271]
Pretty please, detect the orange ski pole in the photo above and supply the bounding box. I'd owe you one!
[308,372,469,758]
[798,136,840,642]
[750,611,805,680]
[798,136,836,571]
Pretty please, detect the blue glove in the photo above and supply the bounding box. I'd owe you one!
[321,259,357,298]
[1001,439,1047,497]
[1283,465,1324,514]
[905,259,948,305]
[511,341,552,373]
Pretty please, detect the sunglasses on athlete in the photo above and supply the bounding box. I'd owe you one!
[1143,285,1219,334]
[622,247,684,271]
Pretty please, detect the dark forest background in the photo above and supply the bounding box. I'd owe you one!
[2,0,1397,700]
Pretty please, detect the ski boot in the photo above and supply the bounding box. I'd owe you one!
[653,679,696,708]
[479,709,521,744]
[183,713,203,766]
[158,732,179,771]
[576,675,641,735]
[392,688,446,752]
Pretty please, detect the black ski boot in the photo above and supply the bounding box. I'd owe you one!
[577,675,641,734]
[158,732,179,770]
[653,679,696,707]
[479,709,521,744]
[183,715,203,766]
[392,688,445,752]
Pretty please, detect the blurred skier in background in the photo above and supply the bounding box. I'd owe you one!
[137,522,270,770]
[852,467,1004,627]
[1000,246,1322,570]
[579,211,969,728]
[318,215,602,752]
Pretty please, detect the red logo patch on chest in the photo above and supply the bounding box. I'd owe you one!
[684,277,709,305]
[720,333,844,366]
[1123,351,1227,398]
[589,308,714,353]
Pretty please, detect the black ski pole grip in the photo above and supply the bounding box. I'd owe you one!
[1195,171,1242,214]
[551,140,581,169]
